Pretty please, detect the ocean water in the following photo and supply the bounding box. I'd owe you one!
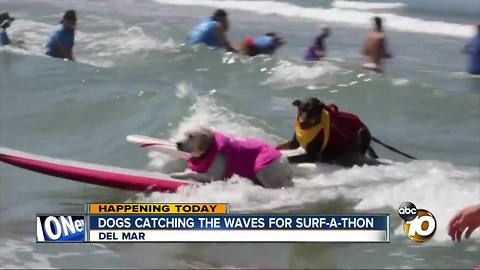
[0,0,479,268]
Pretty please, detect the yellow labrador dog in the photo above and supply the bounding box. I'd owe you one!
[170,127,293,189]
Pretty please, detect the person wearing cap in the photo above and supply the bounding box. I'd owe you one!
[46,10,77,60]
[187,9,236,52]
[238,32,286,56]
[462,24,480,75]
[304,27,330,61]
[0,12,15,46]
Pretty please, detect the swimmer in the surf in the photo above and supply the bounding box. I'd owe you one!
[362,17,392,73]
[238,32,285,56]
[304,27,330,61]
[187,9,237,52]
[462,24,480,75]
[46,10,77,61]
[0,12,24,48]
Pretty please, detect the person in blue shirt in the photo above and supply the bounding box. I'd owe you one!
[46,10,77,61]
[463,24,480,75]
[304,27,330,61]
[238,32,286,56]
[0,12,14,46]
[187,9,236,52]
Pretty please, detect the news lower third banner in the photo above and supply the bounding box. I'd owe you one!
[37,203,390,243]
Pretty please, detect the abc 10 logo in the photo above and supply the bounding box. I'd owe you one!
[398,202,437,242]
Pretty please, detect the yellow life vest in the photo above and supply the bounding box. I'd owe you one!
[294,109,330,151]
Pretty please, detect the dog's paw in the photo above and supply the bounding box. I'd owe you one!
[170,172,187,179]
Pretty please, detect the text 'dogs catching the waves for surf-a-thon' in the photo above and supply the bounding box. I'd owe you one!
[36,203,390,243]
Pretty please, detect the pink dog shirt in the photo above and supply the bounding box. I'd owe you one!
[188,132,281,180]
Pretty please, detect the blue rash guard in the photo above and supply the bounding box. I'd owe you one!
[466,35,480,74]
[252,35,277,54]
[187,18,221,48]
[0,28,11,46]
[46,24,75,58]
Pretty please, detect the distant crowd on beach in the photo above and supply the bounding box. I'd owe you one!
[1,9,479,75]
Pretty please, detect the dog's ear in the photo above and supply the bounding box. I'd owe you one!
[197,129,213,152]
[310,97,321,106]
[292,100,301,107]
[310,97,326,110]
[199,126,213,137]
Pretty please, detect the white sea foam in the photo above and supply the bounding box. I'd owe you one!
[3,20,52,57]
[263,60,341,89]
[152,0,473,38]
[175,81,194,98]
[332,1,406,11]
[78,26,174,67]
[174,96,281,142]
[392,78,410,86]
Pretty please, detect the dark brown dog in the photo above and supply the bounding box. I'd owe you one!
[277,97,381,167]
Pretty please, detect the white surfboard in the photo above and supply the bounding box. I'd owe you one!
[127,135,191,160]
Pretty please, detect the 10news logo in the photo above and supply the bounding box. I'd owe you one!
[398,202,436,242]
[36,215,85,242]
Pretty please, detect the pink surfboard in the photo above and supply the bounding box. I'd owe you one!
[0,147,194,192]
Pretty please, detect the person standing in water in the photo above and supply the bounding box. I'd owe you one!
[187,9,236,52]
[362,17,392,73]
[0,12,15,46]
[0,12,25,48]
[462,24,480,75]
[46,10,77,61]
[304,27,330,61]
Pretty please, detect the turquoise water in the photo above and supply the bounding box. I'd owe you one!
[0,0,479,268]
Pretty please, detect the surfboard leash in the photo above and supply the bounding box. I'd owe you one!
[372,137,417,160]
